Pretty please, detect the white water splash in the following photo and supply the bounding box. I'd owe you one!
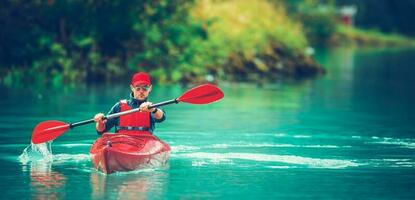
[18,142,90,165]
[19,142,54,164]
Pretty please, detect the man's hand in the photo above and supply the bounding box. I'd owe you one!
[94,113,107,124]
[139,102,156,113]
[94,113,107,132]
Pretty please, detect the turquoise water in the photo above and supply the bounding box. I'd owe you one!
[1,47,415,199]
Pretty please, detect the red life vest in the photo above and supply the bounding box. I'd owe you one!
[117,100,152,135]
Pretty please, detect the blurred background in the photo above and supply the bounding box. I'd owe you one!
[1,0,414,87]
[1,1,415,199]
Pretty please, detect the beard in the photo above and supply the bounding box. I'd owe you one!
[135,93,147,100]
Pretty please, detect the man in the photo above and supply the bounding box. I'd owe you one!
[94,72,165,135]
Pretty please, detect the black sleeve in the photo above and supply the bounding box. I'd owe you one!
[152,108,166,123]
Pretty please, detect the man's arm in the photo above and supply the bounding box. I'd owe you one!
[94,102,120,135]
[152,108,165,122]
[139,102,166,122]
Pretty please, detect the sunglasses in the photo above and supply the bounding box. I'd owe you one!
[133,85,150,91]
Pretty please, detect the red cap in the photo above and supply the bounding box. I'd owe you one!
[131,72,151,86]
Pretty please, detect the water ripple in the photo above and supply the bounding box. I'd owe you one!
[176,152,359,169]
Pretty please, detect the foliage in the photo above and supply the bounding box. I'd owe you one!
[191,0,310,80]
[0,0,319,85]
[285,0,337,45]
[0,0,202,85]
[194,0,307,52]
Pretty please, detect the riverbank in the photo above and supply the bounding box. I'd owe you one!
[330,25,415,47]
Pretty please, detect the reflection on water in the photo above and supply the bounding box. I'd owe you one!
[19,143,66,199]
[90,169,169,200]
[22,161,66,199]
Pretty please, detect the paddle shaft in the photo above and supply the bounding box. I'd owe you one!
[69,98,178,129]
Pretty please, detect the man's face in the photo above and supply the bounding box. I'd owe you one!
[130,84,152,100]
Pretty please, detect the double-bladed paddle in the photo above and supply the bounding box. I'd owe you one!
[31,84,224,144]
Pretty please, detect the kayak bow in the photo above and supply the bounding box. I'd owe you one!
[90,133,170,174]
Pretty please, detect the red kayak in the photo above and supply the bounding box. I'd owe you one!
[90,133,170,174]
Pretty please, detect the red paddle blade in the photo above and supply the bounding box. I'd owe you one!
[177,84,224,104]
[31,120,70,144]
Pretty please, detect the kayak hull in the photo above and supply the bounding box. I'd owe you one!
[90,133,170,174]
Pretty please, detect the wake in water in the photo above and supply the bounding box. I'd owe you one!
[176,152,360,169]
